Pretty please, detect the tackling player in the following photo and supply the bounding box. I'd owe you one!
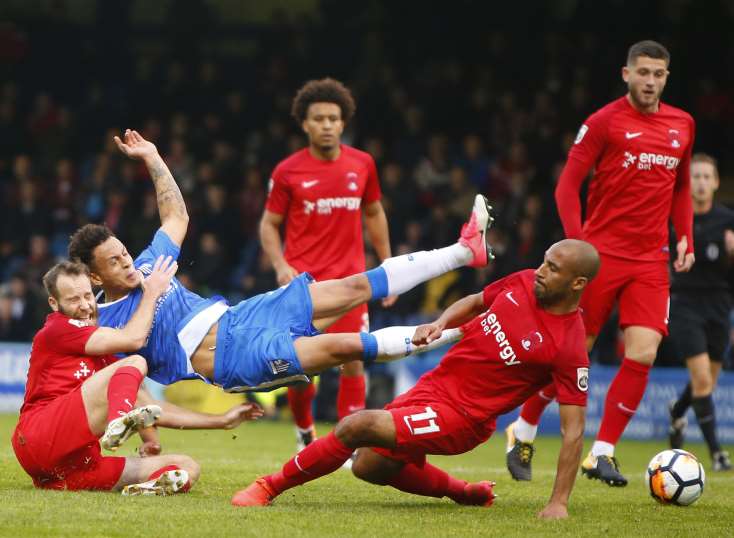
[67,129,493,397]
[232,239,599,520]
[505,40,696,486]
[12,258,263,495]
[260,78,394,450]
[668,153,732,471]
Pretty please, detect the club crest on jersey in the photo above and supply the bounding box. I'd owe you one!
[668,129,681,148]
[577,367,589,391]
[521,331,544,351]
[346,171,359,191]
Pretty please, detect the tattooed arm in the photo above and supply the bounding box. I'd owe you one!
[114,129,190,246]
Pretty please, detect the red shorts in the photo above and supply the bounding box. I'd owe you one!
[372,389,494,466]
[325,304,369,333]
[580,253,669,337]
[12,388,125,491]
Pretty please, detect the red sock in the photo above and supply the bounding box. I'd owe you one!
[148,464,190,492]
[337,375,366,420]
[288,383,316,430]
[106,366,144,424]
[266,432,353,494]
[597,358,651,444]
[519,383,557,425]
[387,462,466,502]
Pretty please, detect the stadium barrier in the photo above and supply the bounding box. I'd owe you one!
[391,346,734,443]
[0,343,30,412]
[3,341,733,443]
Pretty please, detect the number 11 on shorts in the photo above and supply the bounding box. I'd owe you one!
[404,407,441,435]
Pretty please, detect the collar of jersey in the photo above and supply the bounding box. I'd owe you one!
[95,289,132,307]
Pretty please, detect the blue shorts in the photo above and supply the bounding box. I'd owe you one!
[213,273,319,391]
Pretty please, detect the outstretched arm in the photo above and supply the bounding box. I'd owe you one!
[134,388,264,456]
[412,292,485,345]
[114,129,189,246]
[538,403,585,519]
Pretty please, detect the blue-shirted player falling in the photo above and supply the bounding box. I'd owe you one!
[68,129,493,392]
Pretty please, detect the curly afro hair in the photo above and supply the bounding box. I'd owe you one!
[291,78,356,124]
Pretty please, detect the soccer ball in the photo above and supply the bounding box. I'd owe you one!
[646,449,705,506]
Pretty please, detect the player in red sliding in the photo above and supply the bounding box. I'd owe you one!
[505,40,696,486]
[260,78,395,452]
[12,259,263,495]
[233,239,600,520]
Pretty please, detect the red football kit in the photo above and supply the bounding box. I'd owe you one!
[374,270,589,465]
[12,312,125,490]
[266,145,381,333]
[555,96,695,335]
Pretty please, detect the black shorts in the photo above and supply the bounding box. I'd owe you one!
[668,293,731,362]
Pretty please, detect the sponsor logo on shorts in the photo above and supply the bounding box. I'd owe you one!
[480,312,520,366]
[576,367,589,392]
[268,359,291,376]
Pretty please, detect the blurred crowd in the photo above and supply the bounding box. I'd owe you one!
[1,1,734,368]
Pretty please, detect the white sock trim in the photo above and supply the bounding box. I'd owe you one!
[372,326,462,362]
[514,417,538,443]
[591,441,615,458]
[381,244,471,296]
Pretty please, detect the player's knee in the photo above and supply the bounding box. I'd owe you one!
[122,355,148,376]
[335,411,375,448]
[170,454,200,483]
[341,275,371,302]
[351,456,387,485]
[691,373,713,396]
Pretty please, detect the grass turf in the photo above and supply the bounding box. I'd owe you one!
[0,414,731,537]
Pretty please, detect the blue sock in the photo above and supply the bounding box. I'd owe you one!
[359,332,378,365]
[364,267,388,300]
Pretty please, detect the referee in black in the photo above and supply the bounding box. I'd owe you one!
[668,153,732,471]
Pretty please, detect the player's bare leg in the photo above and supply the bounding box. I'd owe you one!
[294,324,463,374]
[309,195,493,331]
[81,355,162,451]
[583,326,660,486]
[116,454,200,496]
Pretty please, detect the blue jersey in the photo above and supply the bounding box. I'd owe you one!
[97,229,227,385]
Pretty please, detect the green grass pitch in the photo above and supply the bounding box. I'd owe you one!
[0,414,731,537]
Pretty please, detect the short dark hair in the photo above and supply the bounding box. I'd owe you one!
[68,224,114,268]
[692,153,719,177]
[291,78,356,124]
[627,40,670,66]
[43,260,90,299]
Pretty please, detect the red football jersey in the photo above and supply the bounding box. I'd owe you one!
[20,313,112,417]
[561,96,695,261]
[412,270,588,428]
[266,145,382,279]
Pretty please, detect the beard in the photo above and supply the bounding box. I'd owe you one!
[58,303,98,326]
[534,285,565,308]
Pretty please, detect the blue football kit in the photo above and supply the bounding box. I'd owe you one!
[97,229,313,391]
